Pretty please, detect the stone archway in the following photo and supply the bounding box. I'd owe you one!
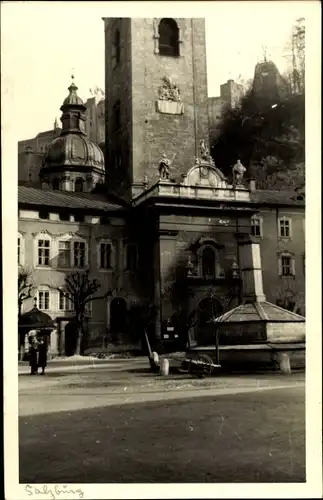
[196,296,223,346]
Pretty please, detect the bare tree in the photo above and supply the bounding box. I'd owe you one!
[283,17,305,95]
[18,268,34,318]
[57,270,112,355]
[18,268,34,361]
[275,284,304,315]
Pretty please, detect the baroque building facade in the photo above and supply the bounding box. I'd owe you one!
[18,17,305,355]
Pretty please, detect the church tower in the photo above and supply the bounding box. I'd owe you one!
[103,18,209,200]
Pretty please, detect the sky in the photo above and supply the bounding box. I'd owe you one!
[1,1,312,142]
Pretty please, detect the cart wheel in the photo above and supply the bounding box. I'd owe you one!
[189,354,214,378]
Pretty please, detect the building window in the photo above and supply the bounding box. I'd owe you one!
[125,244,137,271]
[73,241,86,268]
[113,100,121,132]
[74,213,85,223]
[281,255,292,276]
[113,28,121,66]
[100,215,110,225]
[158,18,180,57]
[39,210,50,220]
[201,247,216,278]
[100,242,112,269]
[58,240,71,268]
[251,216,263,237]
[59,212,70,222]
[59,290,73,311]
[75,178,84,193]
[114,146,122,169]
[52,178,60,190]
[38,239,50,266]
[278,217,292,238]
[278,253,295,277]
[37,290,50,311]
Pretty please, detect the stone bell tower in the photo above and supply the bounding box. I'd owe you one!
[103,17,209,201]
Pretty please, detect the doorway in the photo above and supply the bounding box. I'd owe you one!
[65,321,78,356]
[110,298,128,341]
[196,296,223,346]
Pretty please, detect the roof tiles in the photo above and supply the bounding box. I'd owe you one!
[214,301,305,323]
[18,185,125,212]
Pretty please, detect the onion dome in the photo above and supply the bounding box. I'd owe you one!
[43,133,105,171]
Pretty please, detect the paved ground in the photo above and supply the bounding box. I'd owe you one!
[19,357,305,483]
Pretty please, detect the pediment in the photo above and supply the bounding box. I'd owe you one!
[182,161,228,188]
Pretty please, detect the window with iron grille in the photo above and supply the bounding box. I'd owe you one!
[38,239,50,266]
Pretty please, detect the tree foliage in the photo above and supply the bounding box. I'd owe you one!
[283,17,305,95]
[211,19,305,190]
[18,268,34,317]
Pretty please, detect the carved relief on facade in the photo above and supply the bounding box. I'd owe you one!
[156,76,184,115]
[182,163,227,189]
[178,138,229,189]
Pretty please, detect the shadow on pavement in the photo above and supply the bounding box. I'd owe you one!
[19,387,305,484]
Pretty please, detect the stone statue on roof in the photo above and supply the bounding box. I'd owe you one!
[232,159,246,186]
[158,154,171,180]
[199,139,209,160]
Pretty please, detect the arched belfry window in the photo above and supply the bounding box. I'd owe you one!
[158,18,179,57]
[75,178,84,193]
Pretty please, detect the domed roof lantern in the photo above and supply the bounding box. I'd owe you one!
[40,76,105,188]
[61,75,85,108]
[59,75,87,136]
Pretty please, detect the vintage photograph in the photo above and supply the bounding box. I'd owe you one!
[1,0,321,498]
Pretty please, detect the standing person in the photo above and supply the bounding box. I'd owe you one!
[37,331,48,375]
[28,330,39,375]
